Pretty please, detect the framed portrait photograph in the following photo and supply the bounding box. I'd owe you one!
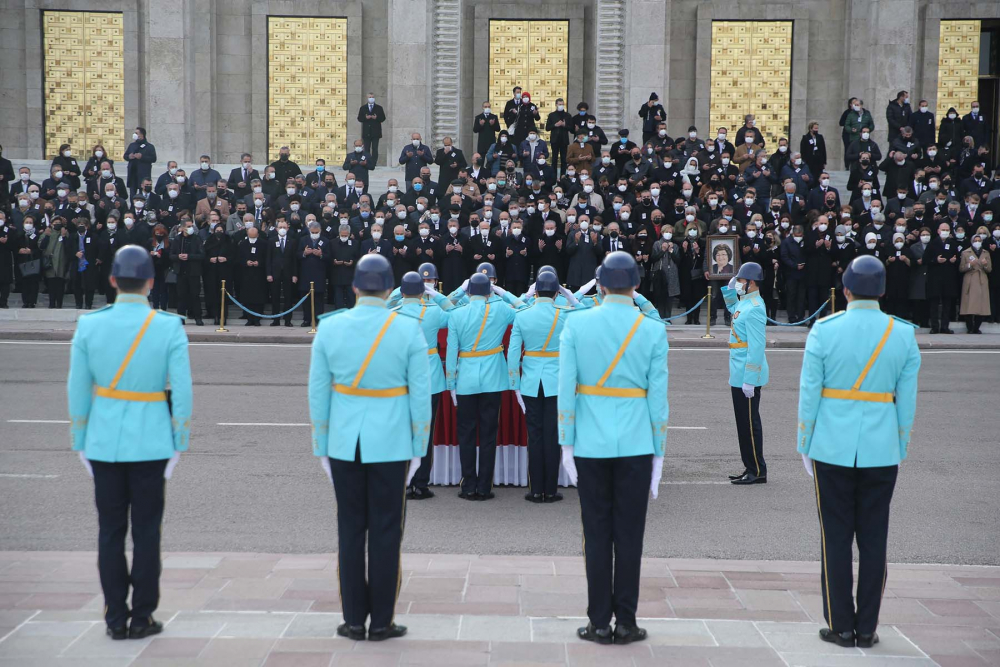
[707,235,740,280]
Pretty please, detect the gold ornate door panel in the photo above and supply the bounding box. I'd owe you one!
[936,20,980,131]
[489,20,568,142]
[267,16,348,165]
[43,11,125,160]
[710,21,792,149]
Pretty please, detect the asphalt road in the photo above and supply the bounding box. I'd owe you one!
[1,340,996,565]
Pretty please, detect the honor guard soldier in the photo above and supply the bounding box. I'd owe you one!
[721,262,769,484]
[394,271,451,499]
[558,251,668,645]
[309,253,432,641]
[571,269,657,313]
[387,262,454,311]
[446,272,520,500]
[798,255,920,649]
[508,270,568,502]
[67,245,192,640]
[448,262,525,308]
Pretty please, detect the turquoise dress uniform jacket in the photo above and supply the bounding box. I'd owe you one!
[447,286,525,309]
[446,295,518,395]
[507,297,567,397]
[309,297,432,463]
[797,300,921,467]
[67,294,192,462]
[722,286,769,387]
[393,296,450,394]
[557,294,669,458]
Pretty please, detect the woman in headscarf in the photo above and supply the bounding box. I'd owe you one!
[959,227,992,334]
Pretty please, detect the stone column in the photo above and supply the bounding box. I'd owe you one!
[623,0,671,140]
[143,0,190,160]
[386,0,431,167]
[865,0,919,149]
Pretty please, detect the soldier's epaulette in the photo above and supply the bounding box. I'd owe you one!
[392,309,423,321]
[815,311,846,324]
[79,305,113,317]
[317,308,350,321]
[890,315,919,328]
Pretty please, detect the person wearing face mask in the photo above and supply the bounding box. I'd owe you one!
[50,142,81,191]
[39,217,71,308]
[226,153,260,200]
[679,221,707,324]
[194,184,231,227]
[885,90,913,140]
[962,100,990,149]
[734,136,764,176]
[70,217,100,309]
[649,223,681,318]
[799,122,827,179]
[14,215,42,307]
[170,218,205,326]
[473,99,503,157]
[936,106,964,161]
[343,139,373,193]
[842,99,875,154]
[297,220,328,324]
[905,227,932,327]
[269,145,302,188]
[356,91,386,164]
[610,129,638,171]
[122,127,157,197]
[434,137,468,190]
[203,216,234,325]
[500,220,530,295]
[518,127,549,169]
[847,153,882,202]
[486,130,517,177]
[98,211,126,303]
[565,215,603,292]
[924,223,960,333]
[780,224,808,323]
[263,218,298,327]
[636,92,666,144]
[97,180,129,227]
[958,229,992,333]
[80,144,109,183]
[830,224,859,311]
[186,154,221,200]
[330,223,359,311]
[156,185,187,231]
[623,148,652,193]
[567,130,598,175]
[845,126,883,169]
[884,232,912,318]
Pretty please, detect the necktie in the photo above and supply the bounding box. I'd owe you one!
[244,168,248,182]
[281,237,285,252]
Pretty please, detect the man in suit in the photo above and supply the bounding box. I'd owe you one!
[70,217,101,309]
[69,245,192,640]
[171,218,205,326]
[558,251,667,645]
[474,100,502,157]
[309,254,430,642]
[435,137,468,189]
[358,92,386,165]
[807,173,841,213]
[227,154,260,200]
[266,218,298,327]
[798,255,920,649]
[123,127,157,197]
[299,220,329,326]
[503,86,524,131]
[9,166,38,201]
[343,139,374,193]
[545,98,573,176]
[399,135,434,187]
[519,131,549,169]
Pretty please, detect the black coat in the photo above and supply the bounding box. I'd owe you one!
[299,237,329,292]
[204,230,235,284]
[545,110,574,147]
[532,234,565,281]
[227,167,261,199]
[238,238,269,303]
[439,232,466,292]
[266,233,298,281]
[435,148,468,189]
[502,233,531,284]
[924,236,961,299]
[330,237,358,285]
[0,220,15,283]
[473,113,502,155]
[170,231,205,277]
[799,133,827,176]
[51,155,83,191]
[122,139,157,191]
[357,103,386,139]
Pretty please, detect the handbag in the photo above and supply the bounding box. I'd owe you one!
[165,267,178,284]
[18,259,41,278]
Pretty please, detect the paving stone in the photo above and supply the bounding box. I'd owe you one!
[921,599,993,618]
[777,654,938,666]
[458,614,530,641]
[136,637,211,658]
[390,613,461,640]
[263,650,334,667]
[282,613,342,638]
[488,639,565,663]
[704,619,770,647]
[194,637,276,666]
[634,619,716,646]
[162,556,223,569]
[638,645,784,666]
[213,612,295,638]
[59,623,155,658]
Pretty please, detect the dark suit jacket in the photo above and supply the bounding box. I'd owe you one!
[266,233,298,280]
[358,103,386,139]
[227,167,261,199]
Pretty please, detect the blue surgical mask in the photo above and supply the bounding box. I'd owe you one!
[413,183,423,192]
[395,234,405,242]
[620,137,627,143]
[361,211,370,218]
[579,110,587,115]
[316,165,325,172]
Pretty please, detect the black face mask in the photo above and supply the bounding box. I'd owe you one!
[610,231,619,239]
[78,225,87,233]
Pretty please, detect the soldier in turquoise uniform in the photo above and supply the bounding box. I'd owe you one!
[446,272,520,500]
[569,270,657,313]
[393,271,450,499]
[558,252,668,645]
[309,253,431,642]
[508,270,569,503]
[68,245,192,641]
[798,255,920,650]
[387,262,455,310]
[720,262,769,484]
[447,262,526,308]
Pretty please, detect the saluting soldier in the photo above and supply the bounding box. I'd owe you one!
[387,262,454,311]
[445,272,521,500]
[447,262,525,308]
[798,255,920,649]
[508,269,569,503]
[68,245,192,640]
[558,251,668,645]
[721,262,769,485]
[393,271,451,499]
[309,253,432,641]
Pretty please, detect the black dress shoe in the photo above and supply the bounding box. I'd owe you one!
[525,493,544,503]
[336,623,366,640]
[407,487,434,500]
[367,623,407,641]
[819,628,855,647]
[195,319,204,326]
[728,469,749,480]
[614,623,647,644]
[458,490,476,500]
[477,491,495,501]
[544,493,564,503]
[128,619,163,639]
[106,625,128,640]
[942,328,954,334]
[285,321,293,327]
[577,623,613,644]
[856,632,879,648]
[731,472,767,485]
[301,321,311,327]
[245,320,255,326]
[213,318,220,325]
[270,320,281,327]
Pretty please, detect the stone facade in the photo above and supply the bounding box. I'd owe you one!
[1,0,996,166]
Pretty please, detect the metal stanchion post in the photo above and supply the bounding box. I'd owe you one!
[216,280,228,332]
[829,287,837,315]
[701,286,715,339]
[308,281,317,334]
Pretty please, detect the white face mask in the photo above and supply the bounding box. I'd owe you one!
[277,227,287,237]
[867,242,877,249]
[132,133,139,141]
[820,178,830,187]
[619,212,630,221]
[23,224,34,234]
[254,199,263,207]
[57,189,68,198]
[253,186,263,194]
[972,241,983,251]
[602,156,611,165]
[579,221,589,231]
[448,226,458,234]
[512,228,522,237]
[861,132,870,140]
[939,230,950,239]
[747,230,757,239]
[310,232,321,240]
[175,176,186,183]
[744,197,755,206]
[54,171,63,179]
[124,218,134,228]
[184,226,196,236]
[105,191,116,198]
[862,189,872,197]
[94,150,104,159]
[721,158,730,166]
[685,214,695,223]
[29,192,39,200]
[593,224,602,232]
[411,139,420,147]
[662,232,672,240]
[682,190,692,198]
[371,231,382,241]
[588,123,596,129]
[583,185,594,194]
[545,228,555,237]
[718,225,728,233]
[818,224,828,232]
[290,204,300,212]
[688,132,697,139]
[736,281,747,296]
[894,241,905,249]
[167,190,179,199]
[836,235,846,243]
[687,228,698,237]
[956,231,966,240]
[778,145,788,153]
[480,228,489,237]
[528,134,538,142]
[134,201,144,210]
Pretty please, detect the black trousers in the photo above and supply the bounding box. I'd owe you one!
[91,458,168,628]
[808,285,831,319]
[176,272,201,320]
[19,275,39,307]
[0,279,10,307]
[46,277,65,308]
[731,386,766,476]
[73,270,95,308]
[928,295,953,331]
[550,142,568,175]
[270,276,296,323]
[364,137,380,165]
[785,278,805,322]
[456,391,502,495]
[523,390,559,496]
[576,454,652,628]
[410,392,441,490]
[302,290,326,324]
[329,446,407,629]
[333,284,355,311]
[813,461,898,635]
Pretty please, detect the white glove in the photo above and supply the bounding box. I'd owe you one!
[78,451,93,478]
[650,455,664,499]
[581,278,597,293]
[405,455,423,486]
[802,453,814,477]
[728,276,738,291]
[559,285,579,306]
[742,383,755,399]
[320,456,333,484]
[561,446,578,486]
[514,389,526,414]
[492,284,508,297]
[450,389,457,407]
[423,282,438,296]
[460,279,470,292]
[526,283,536,298]
[163,452,181,480]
